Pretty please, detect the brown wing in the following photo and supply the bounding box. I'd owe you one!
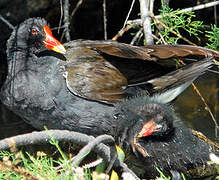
[63,40,217,104]
[63,45,128,104]
[64,40,174,86]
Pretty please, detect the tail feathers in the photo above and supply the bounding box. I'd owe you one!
[148,57,214,103]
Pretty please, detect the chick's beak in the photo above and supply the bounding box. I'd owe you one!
[43,25,66,54]
[137,120,158,138]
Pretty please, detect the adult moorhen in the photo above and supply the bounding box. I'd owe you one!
[112,96,219,179]
[0,17,218,134]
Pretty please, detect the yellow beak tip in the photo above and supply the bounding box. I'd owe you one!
[52,45,66,54]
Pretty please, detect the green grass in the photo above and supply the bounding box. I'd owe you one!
[0,136,93,180]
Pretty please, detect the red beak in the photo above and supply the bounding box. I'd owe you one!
[137,120,159,138]
[43,25,66,54]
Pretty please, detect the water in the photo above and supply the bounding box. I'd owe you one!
[173,72,218,142]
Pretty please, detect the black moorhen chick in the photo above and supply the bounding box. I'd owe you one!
[112,96,219,179]
[0,18,218,134]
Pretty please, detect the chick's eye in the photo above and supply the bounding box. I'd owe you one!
[32,28,39,35]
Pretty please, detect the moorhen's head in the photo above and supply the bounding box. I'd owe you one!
[7,18,66,56]
[116,96,175,148]
[136,103,174,138]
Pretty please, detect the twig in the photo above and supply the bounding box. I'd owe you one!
[51,25,66,31]
[118,1,219,44]
[130,28,143,45]
[71,0,83,17]
[139,0,154,45]
[82,158,103,169]
[0,15,14,30]
[192,130,219,148]
[71,135,115,167]
[152,16,167,44]
[214,0,217,26]
[191,83,219,137]
[151,33,161,42]
[157,31,167,44]
[122,0,136,30]
[112,0,136,40]
[58,0,64,34]
[103,0,107,40]
[63,0,71,41]
[112,24,137,40]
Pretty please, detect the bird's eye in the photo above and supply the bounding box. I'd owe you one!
[31,28,39,35]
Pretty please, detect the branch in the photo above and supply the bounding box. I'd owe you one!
[191,83,219,136]
[71,135,115,167]
[122,0,136,30]
[58,0,63,34]
[139,0,154,45]
[103,0,107,40]
[130,28,143,45]
[71,0,83,17]
[112,24,136,40]
[112,0,136,40]
[0,15,14,30]
[63,0,71,41]
[213,0,217,26]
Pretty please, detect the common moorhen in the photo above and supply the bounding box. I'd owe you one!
[0,17,218,134]
[112,96,219,179]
